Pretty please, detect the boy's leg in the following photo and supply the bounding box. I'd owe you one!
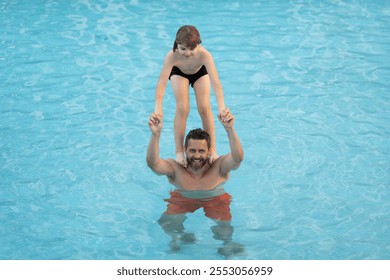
[170,75,190,166]
[193,75,218,162]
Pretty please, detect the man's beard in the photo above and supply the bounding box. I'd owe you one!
[188,157,206,169]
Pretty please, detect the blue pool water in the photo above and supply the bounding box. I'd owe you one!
[1,0,389,260]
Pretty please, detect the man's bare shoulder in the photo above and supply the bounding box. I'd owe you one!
[213,154,227,164]
[166,158,177,165]
[208,155,225,170]
[166,158,185,170]
[211,154,233,175]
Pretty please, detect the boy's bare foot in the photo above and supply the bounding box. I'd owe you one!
[175,151,187,167]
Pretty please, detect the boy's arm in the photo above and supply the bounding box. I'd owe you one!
[202,50,226,114]
[154,52,173,116]
[146,113,175,177]
[218,110,244,175]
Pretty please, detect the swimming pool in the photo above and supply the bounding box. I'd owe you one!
[1,0,389,260]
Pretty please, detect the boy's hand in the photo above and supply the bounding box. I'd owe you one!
[148,113,163,134]
[219,107,229,118]
[218,108,235,129]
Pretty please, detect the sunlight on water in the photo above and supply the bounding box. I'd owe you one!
[1,0,389,260]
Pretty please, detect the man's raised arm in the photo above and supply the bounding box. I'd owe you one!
[218,109,244,174]
[146,113,174,176]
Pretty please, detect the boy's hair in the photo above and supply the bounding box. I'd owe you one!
[173,25,202,52]
[184,128,210,149]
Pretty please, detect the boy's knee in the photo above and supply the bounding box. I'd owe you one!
[197,104,211,117]
[176,106,190,117]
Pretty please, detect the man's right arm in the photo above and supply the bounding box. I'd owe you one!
[146,113,175,177]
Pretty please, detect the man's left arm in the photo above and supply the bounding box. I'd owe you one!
[218,109,244,174]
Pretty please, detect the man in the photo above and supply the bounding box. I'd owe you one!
[146,109,244,258]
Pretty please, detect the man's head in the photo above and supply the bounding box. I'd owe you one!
[184,129,210,169]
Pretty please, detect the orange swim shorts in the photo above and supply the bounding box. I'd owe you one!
[163,190,232,221]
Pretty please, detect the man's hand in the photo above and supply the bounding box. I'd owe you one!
[148,113,163,134]
[218,108,235,129]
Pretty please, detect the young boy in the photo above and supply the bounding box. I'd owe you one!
[153,25,228,167]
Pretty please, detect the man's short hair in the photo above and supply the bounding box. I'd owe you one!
[184,128,211,149]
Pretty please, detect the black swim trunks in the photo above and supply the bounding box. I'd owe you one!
[169,65,208,87]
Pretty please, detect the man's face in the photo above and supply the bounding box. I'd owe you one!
[185,139,210,170]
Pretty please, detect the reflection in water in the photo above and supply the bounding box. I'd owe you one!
[158,191,244,259]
